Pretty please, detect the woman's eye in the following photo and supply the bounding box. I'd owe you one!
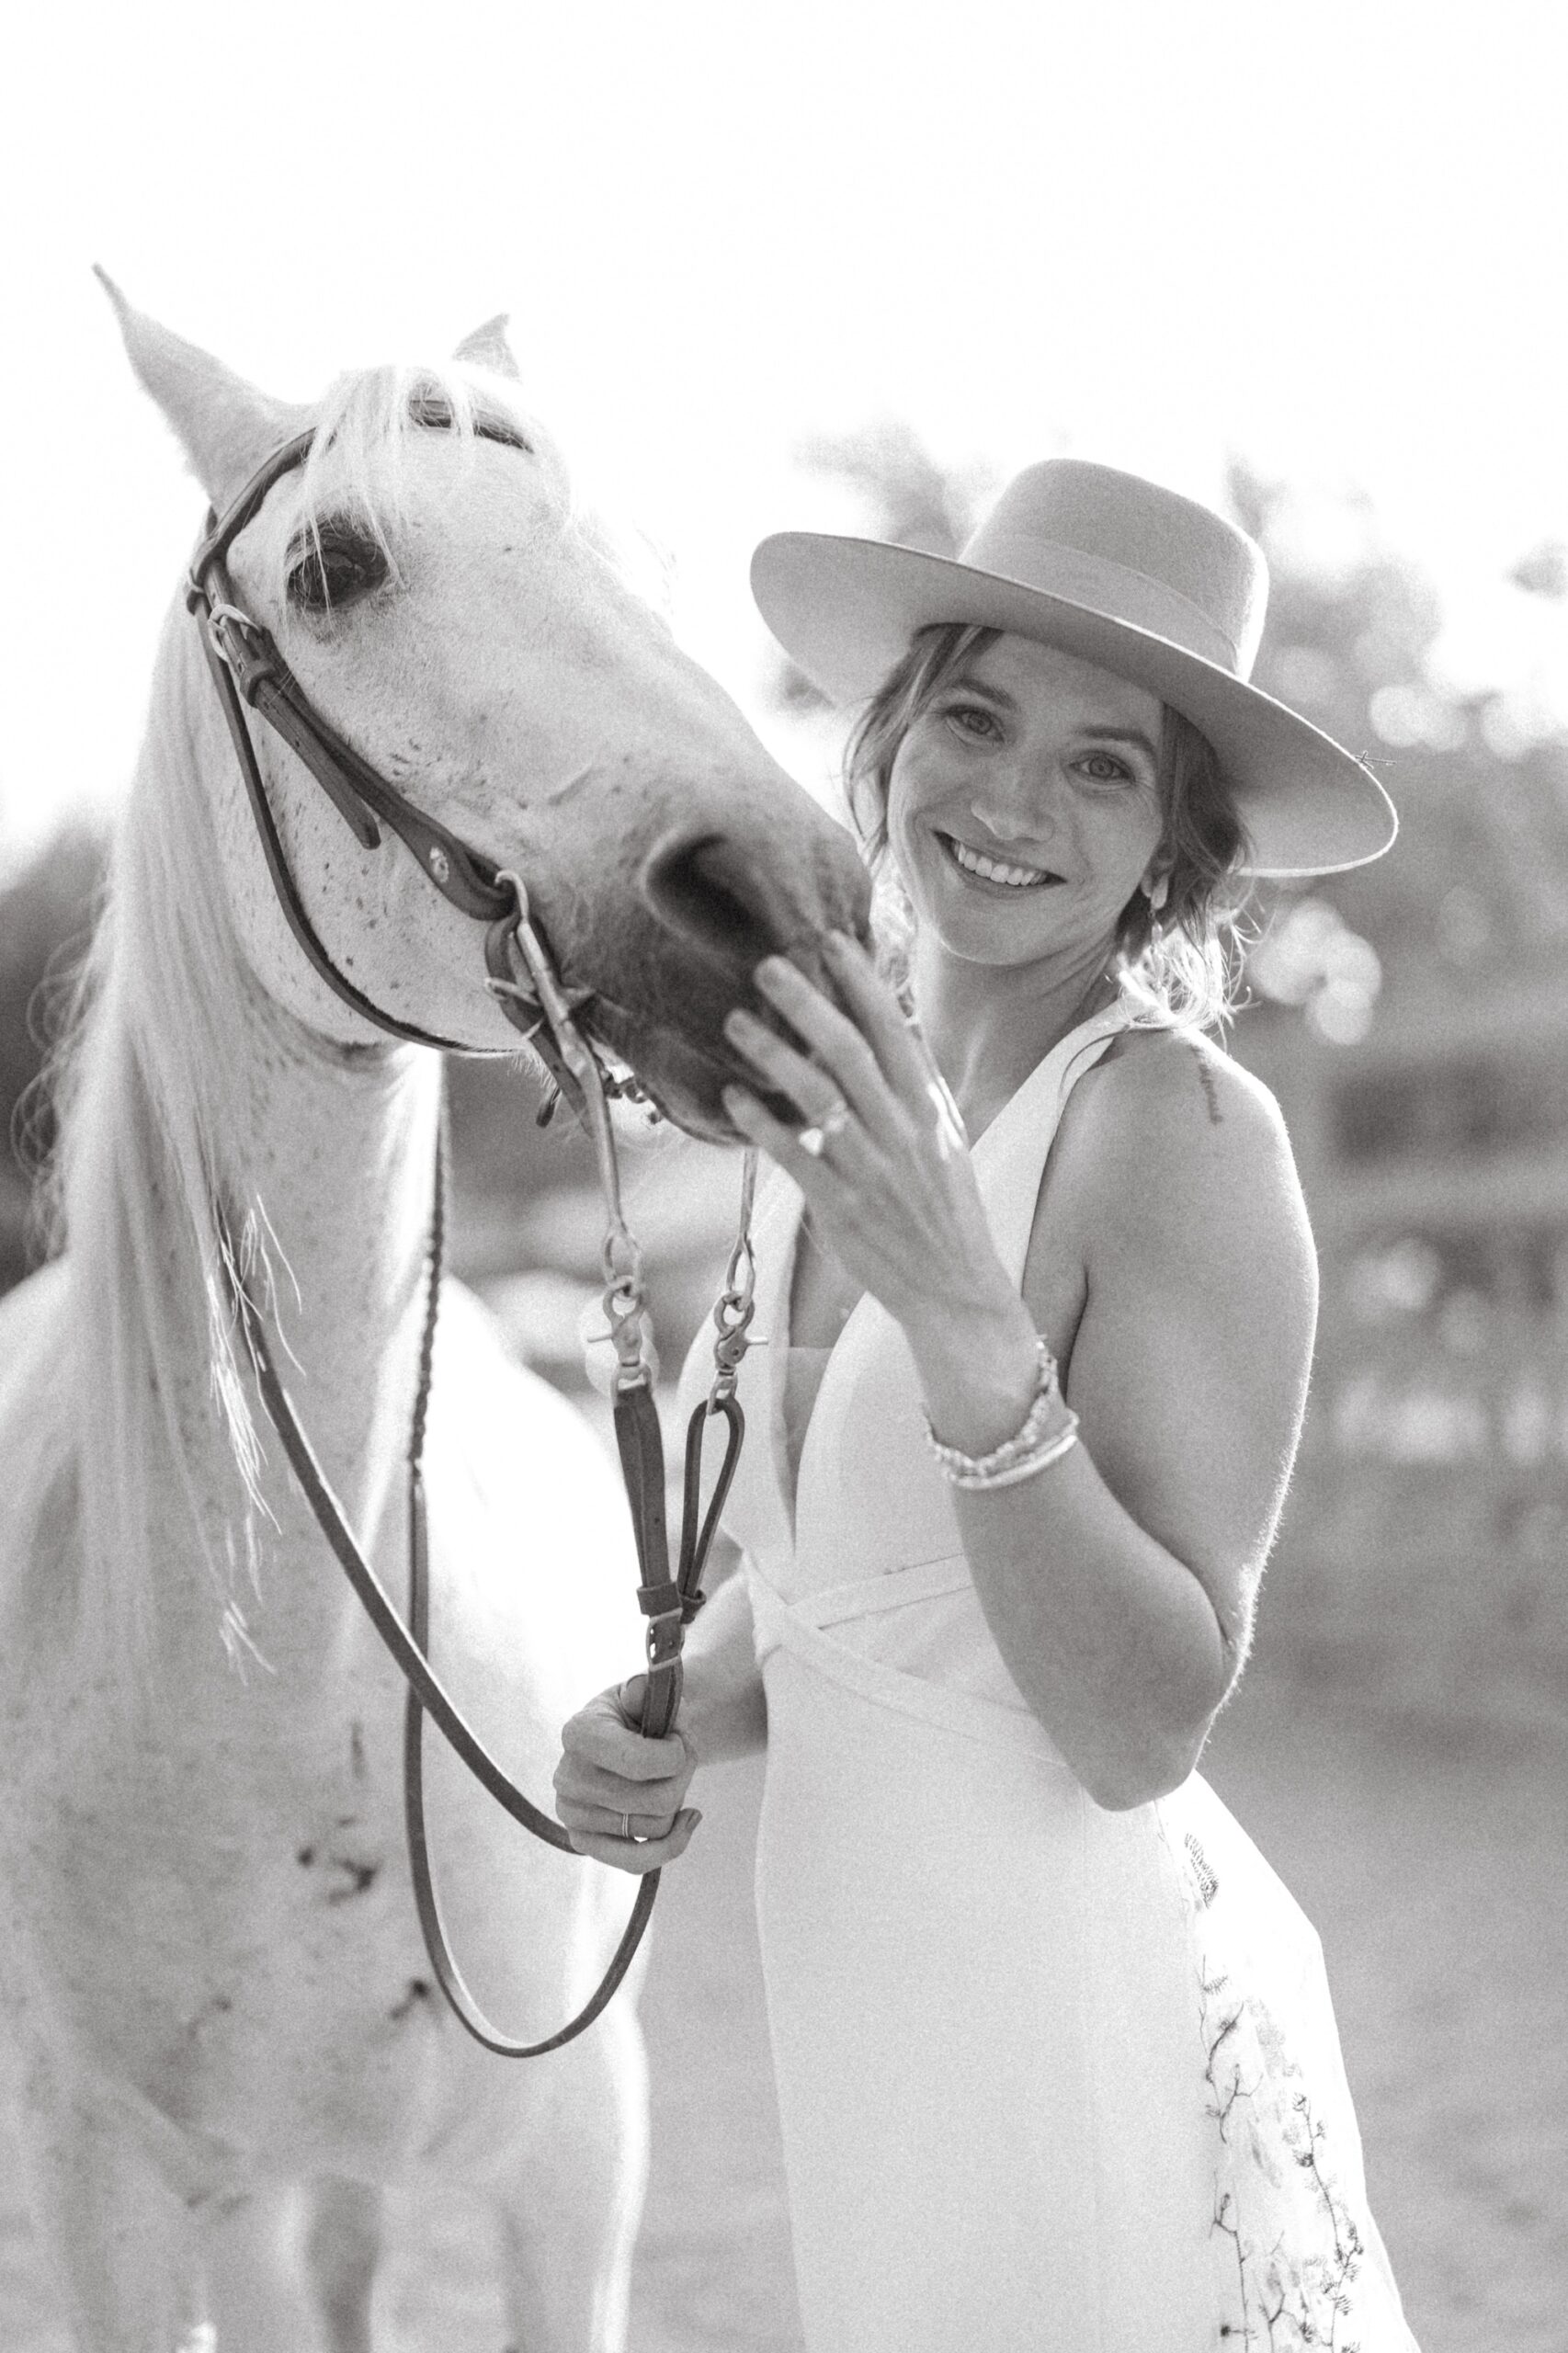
[1077,750,1133,784]
[946,703,1001,741]
[286,529,390,615]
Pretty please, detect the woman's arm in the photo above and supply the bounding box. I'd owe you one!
[926,1037,1315,1808]
[679,1539,769,1762]
[722,938,1315,1813]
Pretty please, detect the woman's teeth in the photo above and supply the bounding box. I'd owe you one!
[943,835,1058,889]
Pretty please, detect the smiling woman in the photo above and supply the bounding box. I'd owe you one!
[844,621,1250,1026]
[556,461,1419,2348]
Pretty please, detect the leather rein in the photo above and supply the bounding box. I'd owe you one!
[188,421,757,2056]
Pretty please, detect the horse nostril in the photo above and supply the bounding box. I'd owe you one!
[637,831,790,971]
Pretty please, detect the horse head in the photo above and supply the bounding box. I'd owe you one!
[102,278,870,1137]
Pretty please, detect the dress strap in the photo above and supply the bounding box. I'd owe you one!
[972,1003,1132,1285]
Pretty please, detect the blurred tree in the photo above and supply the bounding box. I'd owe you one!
[1229,460,1568,1014]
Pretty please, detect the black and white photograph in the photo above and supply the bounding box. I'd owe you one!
[1,5,1563,2347]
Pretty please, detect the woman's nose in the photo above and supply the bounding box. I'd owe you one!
[970,760,1060,841]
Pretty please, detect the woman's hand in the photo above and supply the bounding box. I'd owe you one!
[722,934,1038,1450]
[722,935,1006,1338]
[553,1677,701,1875]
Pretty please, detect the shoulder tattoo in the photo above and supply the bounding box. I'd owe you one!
[1188,1042,1224,1127]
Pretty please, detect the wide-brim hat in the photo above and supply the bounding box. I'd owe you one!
[752,459,1396,878]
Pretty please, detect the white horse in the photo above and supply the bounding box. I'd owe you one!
[0,288,866,2353]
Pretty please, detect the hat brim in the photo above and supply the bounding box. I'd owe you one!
[752,532,1396,879]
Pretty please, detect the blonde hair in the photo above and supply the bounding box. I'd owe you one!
[842,622,1252,1029]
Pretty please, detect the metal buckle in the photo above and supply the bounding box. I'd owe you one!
[707,1149,759,1403]
[205,600,265,662]
[491,870,658,1390]
[644,1613,684,1670]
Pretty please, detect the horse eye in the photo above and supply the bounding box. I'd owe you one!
[286,528,390,615]
[409,393,455,432]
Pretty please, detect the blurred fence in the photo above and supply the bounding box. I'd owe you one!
[1238,986,1568,1732]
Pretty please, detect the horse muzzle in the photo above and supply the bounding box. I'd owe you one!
[628,820,873,1134]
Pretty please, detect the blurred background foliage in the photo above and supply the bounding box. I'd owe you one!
[4,428,1565,1726]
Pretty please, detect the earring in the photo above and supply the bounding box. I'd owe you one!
[1144,874,1170,916]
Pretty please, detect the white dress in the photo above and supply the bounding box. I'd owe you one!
[678,1006,1418,2352]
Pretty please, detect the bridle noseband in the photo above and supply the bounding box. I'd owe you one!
[192,420,757,2057]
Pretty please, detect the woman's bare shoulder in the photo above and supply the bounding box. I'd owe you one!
[1074,1021,1290,1153]
[1051,1023,1312,1269]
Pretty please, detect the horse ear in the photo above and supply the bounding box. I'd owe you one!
[453,313,521,381]
[95,267,309,507]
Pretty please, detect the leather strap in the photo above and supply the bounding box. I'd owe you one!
[612,1388,744,1745]
[614,1381,682,1734]
[679,1393,745,1601]
[204,581,514,922]
[197,626,481,1053]
[403,1464,659,2056]
[187,419,528,1055]
[233,1249,574,1853]
[229,1138,665,2058]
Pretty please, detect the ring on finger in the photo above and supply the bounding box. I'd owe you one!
[616,1810,666,1844]
[798,1095,850,1157]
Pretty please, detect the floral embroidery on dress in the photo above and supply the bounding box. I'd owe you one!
[1168,1829,1371,2349]
[1202,1961,1367,2347]
[1186,1829,1220,1906]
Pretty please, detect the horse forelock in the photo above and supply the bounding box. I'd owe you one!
[278,358,672,620]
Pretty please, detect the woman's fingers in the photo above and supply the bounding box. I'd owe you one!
[555,1680,699,1861]
[553,1750,694,1817]
[563,1808,703,1875]
[722,1005,890,1162]
[560,1801,683,1841]
[734,945,968,1181]
[722,1082,851,1190]
[742,939,953,1157]
[562,1684,694,1780]
[747,961,899,1135]
[824,934,970,1157]
[821,934,952,1105]
[722,1007,837,1121]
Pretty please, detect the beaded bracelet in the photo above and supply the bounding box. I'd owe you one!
[924,1336,1081,1492]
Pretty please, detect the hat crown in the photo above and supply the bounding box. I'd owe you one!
[964,460,1268,680]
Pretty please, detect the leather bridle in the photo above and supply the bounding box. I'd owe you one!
[189,419,756,2055]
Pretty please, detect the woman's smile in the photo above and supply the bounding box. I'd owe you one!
[936,831,1065,892]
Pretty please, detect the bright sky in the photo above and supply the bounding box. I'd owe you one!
[3,0,1565,873]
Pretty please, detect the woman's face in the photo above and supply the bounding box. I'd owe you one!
[885,633,1165,973]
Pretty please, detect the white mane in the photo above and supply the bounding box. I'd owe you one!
[23,353,656,1691]
[34,602,276,1682]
